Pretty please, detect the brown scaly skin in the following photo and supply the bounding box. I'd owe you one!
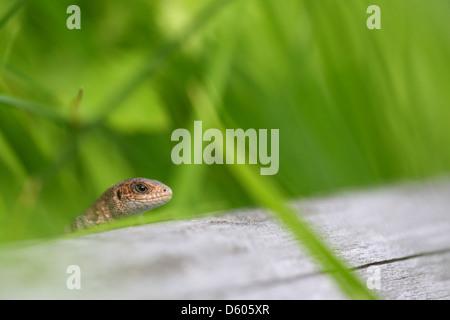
[71,178,172,231]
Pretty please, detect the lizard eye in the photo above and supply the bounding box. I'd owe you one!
[134,183,148,193]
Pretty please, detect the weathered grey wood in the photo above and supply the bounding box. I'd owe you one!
[0,179,449,299]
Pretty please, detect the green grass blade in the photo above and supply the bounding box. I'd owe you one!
[0,93,68,126]
[190,83,378,300]
[229,162,377,300]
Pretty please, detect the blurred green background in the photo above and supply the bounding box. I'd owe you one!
[0,0,449,243]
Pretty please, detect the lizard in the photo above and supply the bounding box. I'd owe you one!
[70,177,172,231]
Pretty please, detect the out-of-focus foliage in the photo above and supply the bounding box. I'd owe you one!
[0,0,449,244]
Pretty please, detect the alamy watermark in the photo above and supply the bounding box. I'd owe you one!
[366,265,381,290]
[171,121,279,175]
[66,265,81,290]
[66,4,380,31]
[367,5,381,30]
[66,5,81,30]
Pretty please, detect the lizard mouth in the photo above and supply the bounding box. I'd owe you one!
[150,187,173,204]
[149,193,173,206]
[129,190,173,212]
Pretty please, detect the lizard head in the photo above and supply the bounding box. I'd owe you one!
[112,177,173,216]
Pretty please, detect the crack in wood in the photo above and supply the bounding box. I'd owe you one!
[351,248,450,270]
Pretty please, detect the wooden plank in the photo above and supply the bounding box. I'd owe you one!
[0,179,449,299]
